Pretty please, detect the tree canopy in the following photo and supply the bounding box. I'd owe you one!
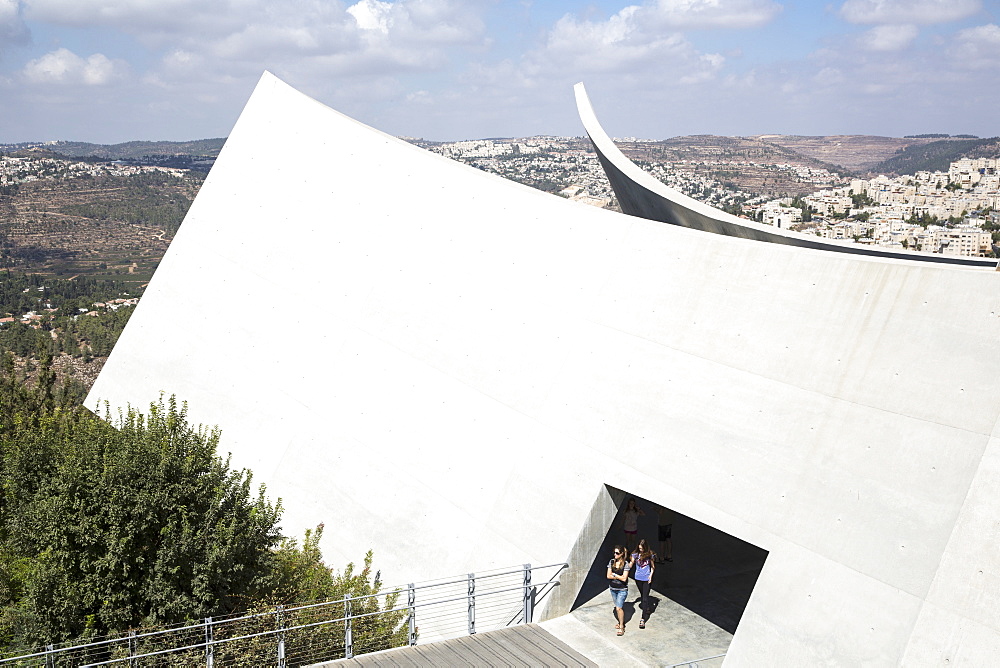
[0,368,405,658]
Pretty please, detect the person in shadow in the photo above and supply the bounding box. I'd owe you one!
[622,498,644,552]
[656,504,673,563]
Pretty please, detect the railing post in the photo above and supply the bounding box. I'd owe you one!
[276,605,286,668]
[407,583,417,646]
[128,629,138,668]
[45,644,54,668]
[344,594,353,659]
[204,617,213,668]
[522,563,534,624]
[467,572,476,635]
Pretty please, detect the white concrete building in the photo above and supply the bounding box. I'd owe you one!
[759,201,802,228]
[89,74,1000,665]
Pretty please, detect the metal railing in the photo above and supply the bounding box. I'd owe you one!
[0,562,567,667]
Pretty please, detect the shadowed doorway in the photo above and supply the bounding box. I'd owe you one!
[568,487,768,663]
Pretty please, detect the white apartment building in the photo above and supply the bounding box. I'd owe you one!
[936,226,993,256]
[804,192,852,215]
[949,158,1000,187]
[760,201,802,228]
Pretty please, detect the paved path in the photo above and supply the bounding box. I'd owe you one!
[540,589,729,667]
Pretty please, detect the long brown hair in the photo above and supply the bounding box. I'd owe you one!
[612,545,627,570]
[636,538,653,563]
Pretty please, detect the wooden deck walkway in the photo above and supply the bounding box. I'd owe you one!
[317,624,598,667]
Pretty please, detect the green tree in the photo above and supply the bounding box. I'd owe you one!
[0,395,282,647]
[0,367,407,662]
[269,528,409,658]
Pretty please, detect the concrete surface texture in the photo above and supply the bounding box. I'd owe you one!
[87,72,1000,664]
[574,82,997,268]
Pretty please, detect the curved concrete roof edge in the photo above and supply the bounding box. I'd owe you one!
[573,82,998,270]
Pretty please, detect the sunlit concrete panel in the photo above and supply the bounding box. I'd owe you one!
[88,73,1000,664]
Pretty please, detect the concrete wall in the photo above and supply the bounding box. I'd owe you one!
[88,73,1000,664]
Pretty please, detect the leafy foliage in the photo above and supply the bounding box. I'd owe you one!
[0,394,282,646]
[0,367,407,662]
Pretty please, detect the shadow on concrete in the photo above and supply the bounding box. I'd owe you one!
[571,487,767,635]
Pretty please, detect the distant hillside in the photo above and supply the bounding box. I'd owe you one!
[1,167,202,282]
[42,138,226,160]
[870,137,1000,175]
[755,135,936,172]
[619,134,849,196]
[0,138,226,172]
[637,134,845,173]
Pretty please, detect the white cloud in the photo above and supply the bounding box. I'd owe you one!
[489,0,775,90]
[858,23,918,51]
[948,23,1000,69]
[0,0,29,47]
[25,0,487,74]
[541,6,723,77]
[146,0,485,85]
[301,0,487,75]
[813,67,845,86]
[839,0,980,25]
[211,23,350,61]
[679,52,725,83]
[22,47,128,84]
[348,0,392,32]
[24,0,213,32]
[545,7,656,72]
[644,0,783,29]
[405,89,432,104]
[353,0,487,47]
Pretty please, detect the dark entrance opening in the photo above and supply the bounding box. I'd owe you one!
[570,487,767,662]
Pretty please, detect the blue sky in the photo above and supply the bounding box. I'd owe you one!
[0,0,998,143]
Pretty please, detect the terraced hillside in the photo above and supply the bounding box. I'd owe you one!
[754,134,997,174]
[599,134,848,197]
[0,169,203,285]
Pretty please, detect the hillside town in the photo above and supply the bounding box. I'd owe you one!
[431,137,999,258]
[3,140,998,260]
[759,158,1000,257]
[425,135,842,216]
[0,154,185,187]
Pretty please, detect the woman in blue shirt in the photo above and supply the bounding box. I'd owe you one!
[631,539,656,628]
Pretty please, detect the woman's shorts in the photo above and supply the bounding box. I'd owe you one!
[658,524,672,541]
[609,586,628,608]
